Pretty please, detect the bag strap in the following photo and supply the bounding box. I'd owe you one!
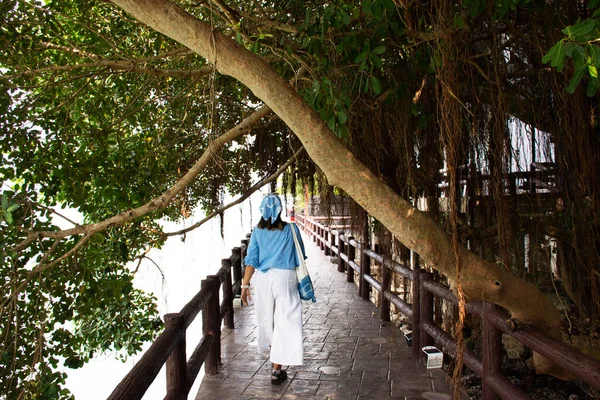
[290,224,304,267]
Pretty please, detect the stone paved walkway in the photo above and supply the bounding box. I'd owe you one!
[195,236,453,400]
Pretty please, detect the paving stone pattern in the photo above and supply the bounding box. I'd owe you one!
[195,237,453,400]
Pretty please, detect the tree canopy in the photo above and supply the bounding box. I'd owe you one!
[1,0,599,398]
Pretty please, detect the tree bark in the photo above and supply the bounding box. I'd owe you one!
[110,0,568,378]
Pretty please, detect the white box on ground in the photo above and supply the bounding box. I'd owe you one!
[421,346,443,369]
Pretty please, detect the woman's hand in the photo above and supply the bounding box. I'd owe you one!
[241,287,252,305]
[241,266,255,306]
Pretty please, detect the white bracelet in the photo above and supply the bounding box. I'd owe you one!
[241,284,250,289]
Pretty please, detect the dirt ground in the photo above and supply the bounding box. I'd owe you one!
[460,359,599,400]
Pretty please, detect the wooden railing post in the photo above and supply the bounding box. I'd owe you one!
[381,263,391,322]
[360,243,371,300]
[411,268,422,359]
[232,247,242,295]
[222,259,234,329]
[411,249,421,270]
[337,233,345,273]
[241,239,248,257]
[324,228,330,255]
[241,239,249,276]
[317,225,325,247]
[315,225,320,245]
[202,275,221,374]
[418,271,434,361]
[165,313,186,400]
[346,237,355,283]
[329,228,335,256]
[482,302,502,400]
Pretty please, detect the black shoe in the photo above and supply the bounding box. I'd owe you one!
[271,369,287,385]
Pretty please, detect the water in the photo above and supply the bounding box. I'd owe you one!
[64,192,265,399]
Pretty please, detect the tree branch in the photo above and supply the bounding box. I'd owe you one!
[11,104,273,253]
[1,60,212,81]
[165,146,305,237]
[238,11,299,34]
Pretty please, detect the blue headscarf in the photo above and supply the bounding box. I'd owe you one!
[259,194,283,223]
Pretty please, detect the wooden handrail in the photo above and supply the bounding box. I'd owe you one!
[301,214,600,396]
[108,321,186,399]
[109,234,249,400]
[486,309,600,388]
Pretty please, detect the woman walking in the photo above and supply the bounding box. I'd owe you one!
[241,194,307,385]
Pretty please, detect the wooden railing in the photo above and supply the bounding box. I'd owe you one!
[296,214,600,400]
[108,235,250,400]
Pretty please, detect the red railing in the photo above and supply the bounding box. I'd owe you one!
[296,214,600,400]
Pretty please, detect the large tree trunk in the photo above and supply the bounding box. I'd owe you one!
[111,0,567,378]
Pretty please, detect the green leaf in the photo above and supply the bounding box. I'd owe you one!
[593,75,600,88]
[565,42,576,57]
[371,76,382,94]
[382,0,395,10]
[551,41,566,71]
[495,0,510,19]
[372,45,386,55]
[370,54,383,68]
[337,124,349,139]
[431,51,443,68]
[586,78,598,96]
[589,0,600,9]
[561,19,596,41]
[6,204,19,212]
[362,78,370,93]
[327,116,336,130]
[590,44,600,67]
[341,10,351,25]
[4,211,13,224]
[355,52,367,63]
[566,64,587,93]
[304,7,312,26]
[359,58,367,72]
[371,1,383,19]
[338,110,348,124]
[542,41,561,64]
[362,0,372,15]
[1,193,7,210]
[589,64,598,79]
[572,45,587,68]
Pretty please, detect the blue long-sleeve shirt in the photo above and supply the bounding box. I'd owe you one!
[244,223,307,272]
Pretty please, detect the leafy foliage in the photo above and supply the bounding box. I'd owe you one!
[1,0,599,398]
[543,5,600,95]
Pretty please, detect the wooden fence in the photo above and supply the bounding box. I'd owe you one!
[108,235,250,400]
[296,214,600,400]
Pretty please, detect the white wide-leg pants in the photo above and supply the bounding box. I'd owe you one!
[254,268,304,366]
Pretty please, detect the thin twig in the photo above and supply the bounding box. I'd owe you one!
[165,146,305,237]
